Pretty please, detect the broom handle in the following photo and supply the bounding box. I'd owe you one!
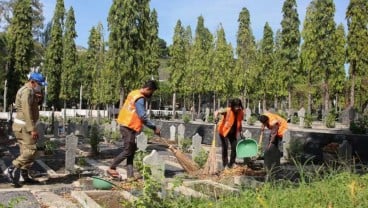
[212,123,217,147]
[259,128,264,149]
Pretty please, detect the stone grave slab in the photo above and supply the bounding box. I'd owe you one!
[0,190,40,208]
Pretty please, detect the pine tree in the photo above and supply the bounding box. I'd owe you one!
[280,0,301,116]
[60,7,78,104]
[6,0,33,103]
[44,0,64,109]
[346,0,368,108]
[234,7,257,107]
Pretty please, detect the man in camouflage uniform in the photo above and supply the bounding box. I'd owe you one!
[4,72,46,187]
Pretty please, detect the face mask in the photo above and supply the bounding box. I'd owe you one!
[34,85,42,93]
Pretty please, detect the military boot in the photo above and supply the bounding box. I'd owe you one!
[4,165,21,187]
[21,169,39,184]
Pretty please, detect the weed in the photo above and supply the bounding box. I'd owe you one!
[194,148,208,168]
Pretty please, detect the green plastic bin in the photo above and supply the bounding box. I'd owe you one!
[92,176,115,190]
[236,138,258,158]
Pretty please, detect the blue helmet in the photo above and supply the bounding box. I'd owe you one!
[29,72,47,86]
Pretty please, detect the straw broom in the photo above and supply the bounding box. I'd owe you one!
[159,137,199,174]
[202,123,218,175]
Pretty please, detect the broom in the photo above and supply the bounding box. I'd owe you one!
[202,123,218,175]
[158,137,199,174]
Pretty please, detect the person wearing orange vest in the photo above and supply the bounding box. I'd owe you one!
[215,98,244,169]
[259,112,288,170]
[107,80,160,179]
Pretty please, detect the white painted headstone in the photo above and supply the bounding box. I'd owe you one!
[178,124,185,148]
[282,130,291,160]
[191,133,202,160]
[143,150,165,183]
[298,107,306,127]
[136,132,148,151]
[169,125,176,141]
[245,108,251,122]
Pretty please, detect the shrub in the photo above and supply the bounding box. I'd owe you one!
[194,148,208,168]
[350,115,368,134]
[247,116,257,126]
[44,140,57,155]
[182,114,191,123]
[325,111,336,128]
[304,114,313,128]
[179,138,192,153]
[291,115,299,124]
[89,122,101,155]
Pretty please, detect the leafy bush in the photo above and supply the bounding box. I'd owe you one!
[179,138,192,153]
[182,114,191,123]
[89,122,101,155]
[134,150,150,174]
[304,114,313,128]
[247,116,257,126]
[350,115,368,134]
[325,111,336,128]
[194,148,208,168]
[291,115,299,124]
[44,140,57,155]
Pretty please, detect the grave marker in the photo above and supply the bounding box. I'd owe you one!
[191,133,202,160]
[137,133,148,151]
[65,134,78,173]
[170,125,176,141]
[178,124,185,148]
[298,107,305,127]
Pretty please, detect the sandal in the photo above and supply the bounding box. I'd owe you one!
[107,168,120,178]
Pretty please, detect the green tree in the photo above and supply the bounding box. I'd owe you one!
[259,22,274,111]
[6,0,33,103]
[108,0,153,106]
[234,7,257,108]
[60,7,78,105]
[280,0,301,116]
[189,15,213,114]
[346,0,368,109]
[212,24,234,108]
[168,20,189,118]
[44,0,64,109]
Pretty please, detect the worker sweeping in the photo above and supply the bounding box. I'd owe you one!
[258,112,288,172]
[215,98,244,169]
[107,80,160,180]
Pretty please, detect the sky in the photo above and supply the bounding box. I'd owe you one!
[42,0,350,48]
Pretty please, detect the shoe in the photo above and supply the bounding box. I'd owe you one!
[4,165,21,187]
[107,168,120,178]
[21,169,39,184]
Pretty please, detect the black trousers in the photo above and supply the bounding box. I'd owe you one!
[219,134,237,167]
[110,126,137,170]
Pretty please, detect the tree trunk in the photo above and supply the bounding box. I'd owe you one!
[262,93,266,112]
[197,94,201,119]
[274,95,278,110]
[212,92,216,112]
[119,87,125,108]
[172,92,176,119]
[288,89,292,117]
[350,61,356,107]
[307,92,312,114]
[324,81,329,116]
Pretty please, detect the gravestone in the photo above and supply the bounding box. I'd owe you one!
[242,130,252,139]
[169,125,176,141]
[53,120,59,138]
[337,137,352,162]
[36,122,46,148]
[340,106,356,125]
[65,134,78,173]
[178,124,185,148]
[143,150,165,192]
[282,130,291,160]
[67,122,76,135]
[298,107,306,127]
[82,121,89,137]
[111,120,117,132]
[136,133,148,152]
[245,108,251,122]
[191,133,202,160]
[205,107,210,122]
[74,124,83,136]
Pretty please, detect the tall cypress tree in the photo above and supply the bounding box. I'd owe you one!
[6,0,33,103]
[234,7,257,107]
[280,0,300,116]
[346,0,368,108]
[60,7,77,104]
[44,0,64,109]
[108,0,152,105]
[259,22,274,111]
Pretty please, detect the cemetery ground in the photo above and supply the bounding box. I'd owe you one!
[0,118,368,207]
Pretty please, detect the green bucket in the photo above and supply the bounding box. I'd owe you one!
[91,176,115,190]
[236,138,258,158]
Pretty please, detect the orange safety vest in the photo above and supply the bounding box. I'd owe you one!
[264,112,288,137]
[218,107,244,137]
[116,89,145,132]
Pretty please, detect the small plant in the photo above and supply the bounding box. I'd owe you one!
[89,122,100,155]
[291,115,299,124]
[179,138,192,153]
[277,110,288,120]
[325,111,336,128]
[247,115,257,126]
[77,157,87,167]
[182,114,191,123]
[304,114,313,128]
[134,150,150,174]
[194,148,208,168]
[44,140,57,155]
[142,127,155,139]
[0,196,26,208]
[350,115,368,134]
